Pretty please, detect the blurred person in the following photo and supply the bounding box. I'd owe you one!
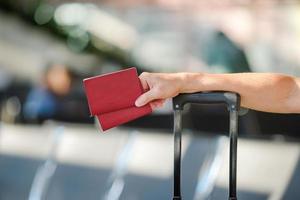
[199,31,251,73]
[23,64,72,122]
[135,72,300,113]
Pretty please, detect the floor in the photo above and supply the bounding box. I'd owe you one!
[0,123,299,200]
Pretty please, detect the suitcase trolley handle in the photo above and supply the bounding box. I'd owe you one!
[172,92,240,200]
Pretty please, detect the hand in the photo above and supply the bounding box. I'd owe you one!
[135,72,184,109]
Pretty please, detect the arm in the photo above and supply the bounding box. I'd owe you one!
[135,72,300,113]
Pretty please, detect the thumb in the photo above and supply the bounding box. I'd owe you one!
[135,89,156,107]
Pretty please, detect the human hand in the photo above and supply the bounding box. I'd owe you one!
[135,72,185,110]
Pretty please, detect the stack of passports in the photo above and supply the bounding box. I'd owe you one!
[83,67,152,131]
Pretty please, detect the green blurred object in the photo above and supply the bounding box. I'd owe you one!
[67,28,90,52]
[34,3,54,25]
[202,32,251,73]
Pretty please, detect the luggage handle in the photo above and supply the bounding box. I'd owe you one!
[173,91,240,111]
[172,92,240,200]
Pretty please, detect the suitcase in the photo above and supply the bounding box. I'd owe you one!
[172,92,240,200]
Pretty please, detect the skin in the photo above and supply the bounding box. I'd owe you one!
[135,72,300,113]
[46,65,71,96]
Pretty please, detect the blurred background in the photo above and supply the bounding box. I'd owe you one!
[0,0,300,199]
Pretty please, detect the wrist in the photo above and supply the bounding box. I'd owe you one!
[177,72,231,94]
[177,72,204,93]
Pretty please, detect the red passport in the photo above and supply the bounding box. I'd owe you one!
[83,67,152,131]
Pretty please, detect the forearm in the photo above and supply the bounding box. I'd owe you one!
[180,72,300,113]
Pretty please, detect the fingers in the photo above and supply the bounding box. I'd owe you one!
[135,89,157,107]
[136,72,166,109]
[150,99,166,110]
[139,72,150,91]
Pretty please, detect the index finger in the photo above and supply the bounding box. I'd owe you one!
[139,75,150,92]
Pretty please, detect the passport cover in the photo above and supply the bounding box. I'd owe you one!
[83,67,152,131]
